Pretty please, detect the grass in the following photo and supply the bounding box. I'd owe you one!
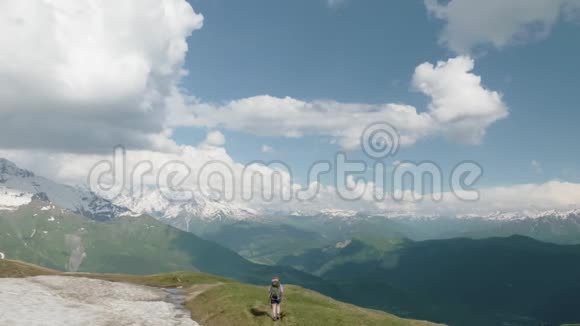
[0,259,58,277]
[0,204,335,291]
[0,259,441,326]
[186,281,440,326]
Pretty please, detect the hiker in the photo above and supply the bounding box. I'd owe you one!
[269,277,284,320]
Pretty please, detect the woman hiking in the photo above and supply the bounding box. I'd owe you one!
[269,277,284,320]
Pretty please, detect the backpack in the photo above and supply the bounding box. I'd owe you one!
[271,284,281,300]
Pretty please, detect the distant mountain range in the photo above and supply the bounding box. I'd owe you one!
[4,157,580,267]
[3,157,580,227]
[0,158,335,295]
[111,189,259,224]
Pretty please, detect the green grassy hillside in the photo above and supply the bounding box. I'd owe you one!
[280,237,407,275]
[0,201,335,294]
[186,281,438,326]
[282,235,580,326]
[200,221,329,264]
[0,259,58,277]
[195,217,423,265]
[0,259,441,326]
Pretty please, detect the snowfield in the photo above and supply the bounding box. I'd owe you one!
[0,188,32,211]
[0,276,199,326]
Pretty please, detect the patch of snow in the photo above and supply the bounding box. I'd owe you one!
[48,216,55,221]
[0,252,4,259]
[40,206,52,211]
[0,188,33,210]
[335,240,352,249]
[0,276,199,326]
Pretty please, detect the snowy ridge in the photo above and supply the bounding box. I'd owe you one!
[0,158,132,220]
[318,208,359,219]
[3,158,580,223]
[287,207,580,222]
[456,208,580,221]
[287,208,440,220]
[110,188,258,221]
[287,208,361,219]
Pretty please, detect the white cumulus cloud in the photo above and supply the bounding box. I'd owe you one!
[203,131,226,147]
[426,0,580,53]
[175,56,508,149]
[0,0,203,152]
[412,56,509,144]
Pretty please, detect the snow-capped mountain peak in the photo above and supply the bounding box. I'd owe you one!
[4,158,580,224]
[109,189,258,222]
[0,158,131,220]
[0,158,34,179]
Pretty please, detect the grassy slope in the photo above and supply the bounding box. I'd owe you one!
[0,259,440,326]
[283,235,580,325]
[0,202,338,295]
[200,221,329,265]
[0,202,244,274]
[279,237,407,276]
[187,282,438,326]
[0,259,58,277]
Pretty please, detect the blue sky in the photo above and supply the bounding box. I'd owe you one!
[2,0,580,214]
[173,0,580,187]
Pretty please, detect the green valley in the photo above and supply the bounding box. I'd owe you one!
[281,235,580,326]
[0,201,334,294]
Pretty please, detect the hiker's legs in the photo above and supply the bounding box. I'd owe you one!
[271,304,276,318]
[276,303,281,316]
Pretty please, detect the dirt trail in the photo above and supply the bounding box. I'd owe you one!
[186,282,224,300]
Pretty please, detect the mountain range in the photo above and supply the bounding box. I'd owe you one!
[0,158,336,294]
[4,157,580,266]
[3,157,580,240]
[3,158,580,325]
[0,158,131,221]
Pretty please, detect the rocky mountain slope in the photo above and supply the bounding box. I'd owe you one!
[0,158,131,221]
